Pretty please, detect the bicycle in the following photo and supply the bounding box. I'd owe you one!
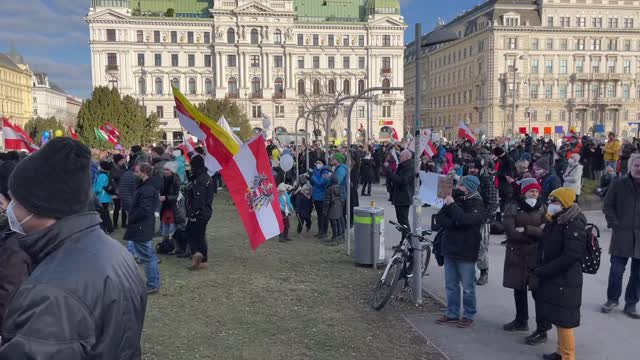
[370,221,433,311]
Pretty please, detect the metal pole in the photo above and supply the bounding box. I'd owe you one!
[512,63,517,138]
[411,23,423,305]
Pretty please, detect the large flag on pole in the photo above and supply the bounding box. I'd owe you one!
[95,127,118,146]
[2,117,39,153]
[173,87,240,171]
[218,115,242,145]
[458,121,477,143]
[69,126,78,140]
[222,135,283,250]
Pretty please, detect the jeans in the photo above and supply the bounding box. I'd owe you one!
[127,241,137,259]
[160,222,176,237]
[313,200,328,235]
[476,223,490,272]
[444,257,477,320]
[132,240,160,290]
[395,206,410,232]
[607,255,640,305]
[329,218,345,239]
[112,198,127,228]
[187,220,208,262]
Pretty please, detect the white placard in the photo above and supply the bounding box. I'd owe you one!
[418,171,451,208]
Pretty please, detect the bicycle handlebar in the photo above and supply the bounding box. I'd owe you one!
[388,221,432,239]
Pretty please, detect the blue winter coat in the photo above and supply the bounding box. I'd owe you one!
[93,172,112,204]
[175,155,186,184]
[334,164,348,200]
[279,193,294,215]
[310,168,330,202]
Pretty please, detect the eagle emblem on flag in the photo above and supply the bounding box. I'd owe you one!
[245,174,275,211]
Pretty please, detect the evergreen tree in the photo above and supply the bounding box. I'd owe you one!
[24,116,64,145]
[196,98,252,141]
[76,86,162,150]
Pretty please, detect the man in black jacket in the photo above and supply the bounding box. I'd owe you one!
[110,154,127,229]
[434,176,485,328]
[126,162,161,293]
[468,157,499,286]
[0,137,147,359]
[493,146,517,212]
[385,149,414,230]
[186,155,215,270]
[602,154,640,319]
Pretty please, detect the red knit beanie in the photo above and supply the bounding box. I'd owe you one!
[520,177,541,195]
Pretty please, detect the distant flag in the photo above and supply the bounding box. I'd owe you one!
[95,127,118,146]
[2,117,39,153]
[69,126,78,140]
[218,115,242,145]
[458,121,477,143]
[102,122,121,140]
[390,127,400,141]
[262,113,272,138]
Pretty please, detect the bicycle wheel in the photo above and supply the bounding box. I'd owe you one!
[370,257,403,310]
[420,244,431,278]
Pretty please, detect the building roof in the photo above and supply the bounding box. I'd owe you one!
[131,0,213,18]
[294,0,364,23]
[365,0,400,14]
[0,53,21,72]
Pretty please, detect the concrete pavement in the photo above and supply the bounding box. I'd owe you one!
[356,184,636,360]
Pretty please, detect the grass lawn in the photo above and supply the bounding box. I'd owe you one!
[122,192,444,360]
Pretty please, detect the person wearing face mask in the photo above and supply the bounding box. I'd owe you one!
[0,160,31,334]
[532,157,561,205]
[434,176,485,328]
[502,178,552,345]
[535,187,586,360]
[0,138,147,359]
[563,154,583,203]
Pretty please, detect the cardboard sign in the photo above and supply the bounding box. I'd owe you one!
[419,171,453,208]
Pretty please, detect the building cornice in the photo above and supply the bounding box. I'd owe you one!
[86,18,211,27]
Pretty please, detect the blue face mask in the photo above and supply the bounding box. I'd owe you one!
[7,201,33,235]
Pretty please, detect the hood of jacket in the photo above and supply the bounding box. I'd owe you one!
[555,203,583,224]
[19,212,102,267]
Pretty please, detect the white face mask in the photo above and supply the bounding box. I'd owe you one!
[525,198,537,207]
[7,201,33,235]
[547,203,563,216]
[316,163,323,170]
[568,159,576,166]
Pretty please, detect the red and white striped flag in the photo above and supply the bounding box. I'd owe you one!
[458,121,477,143]
[391,127,400,141]
[2,117,39,153]
[221,135,284,250]
[69,126,78,140]
[102,122,121,139]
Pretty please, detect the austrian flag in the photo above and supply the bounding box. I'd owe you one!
[2,117,39,153]
[221,135,284,250]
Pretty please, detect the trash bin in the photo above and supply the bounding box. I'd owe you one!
[353,206,385,267]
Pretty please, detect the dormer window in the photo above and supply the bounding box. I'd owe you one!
[504,14,520,27]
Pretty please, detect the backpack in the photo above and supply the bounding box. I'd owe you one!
[582,223,602,275]
[156,237,175,255]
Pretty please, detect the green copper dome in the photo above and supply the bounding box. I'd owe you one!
[365,0,401,15]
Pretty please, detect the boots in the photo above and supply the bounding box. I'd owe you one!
[525,328,548,345]
[503,319,529,332]
[601,300,618,313]
[476,270,489,286]
[624,304,640,319]
[189,252,204,270]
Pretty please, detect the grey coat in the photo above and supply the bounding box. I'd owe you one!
[603,174,640,259]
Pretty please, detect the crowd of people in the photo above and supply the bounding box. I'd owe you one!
[0,130,638,358]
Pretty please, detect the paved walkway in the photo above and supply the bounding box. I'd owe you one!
[356,184,636,360]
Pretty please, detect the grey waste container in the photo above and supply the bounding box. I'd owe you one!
[353,206,385,267]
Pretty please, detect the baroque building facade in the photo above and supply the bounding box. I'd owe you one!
[32,73,82,126]
[87,0,406,145]
[0,51,33,126]
[405,0,640,140]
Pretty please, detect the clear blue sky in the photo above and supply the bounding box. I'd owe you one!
[0,0,483,99]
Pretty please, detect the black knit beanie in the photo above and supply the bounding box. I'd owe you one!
[190,154,205,171]
[9,137,92,219]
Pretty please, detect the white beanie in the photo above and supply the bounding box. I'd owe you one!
[164,161,178,174]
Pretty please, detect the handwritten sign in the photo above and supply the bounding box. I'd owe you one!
[418,171,453,208]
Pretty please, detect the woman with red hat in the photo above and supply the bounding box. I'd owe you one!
[502,177,551,345]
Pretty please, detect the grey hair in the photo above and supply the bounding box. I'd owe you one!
[400,149,413,159]
[629,153,640,174]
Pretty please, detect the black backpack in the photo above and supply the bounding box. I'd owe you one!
[582,223,602,275]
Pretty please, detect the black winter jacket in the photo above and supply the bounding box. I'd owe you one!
[478,171,499,221]
[0,212,147,359]
[435,194,485,262]
[0,232,31,333]
[125,178,158,242]
[536,205,586,329]
[186,170,215,222]
[496,155,517,202]
[118,170,137,212]
[386,160,415,207]
[603,175,640,259]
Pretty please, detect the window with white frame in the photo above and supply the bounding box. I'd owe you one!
[608,59,616,73]
[560,16,570,27]
[577,17,586,27]
[560,39,568,50]
[576,59,584,73]
[560,59,568,74]
[504,15,520,26]
[623,85,630,99]
[545,110,552,121]
[592,17,603,28]
[506,37,517,49]
[546,38,553,50]
[382,105,392,117]
[545,84,553,99]
[559,84,568,99]
[252,105,262,118]
[298,56,304,69]
[274,55,283,68]
[545,59,553,73]
[592,58,601,73]
[609,17,619,28]
[531,59,539,73]
[593,39,602,51]
[577,38,585,50]
[227,55,237,67]
[624,18,634,28]
[607,84,616,98]
[531,38,539,50]
[624,60,631,73]
[275,105,285,118]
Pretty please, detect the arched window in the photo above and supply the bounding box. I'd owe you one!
[228,77,238,97]
[155,77,163,95]
[204,78,213,95]
[251,29,259,44]
[343,79,351,95]
[358,79,365,94]
[108,76,118,89]
[138,77,146,95]
[274,29,282,45]
[227,28,236,44]
[251,77,262,97]
[274,78,284,98]
[171,77,180,91]
[188,78,196,94]
[328,79,336,94]
[313,79,321,95]
[382,78,391,94]
[297,79,306,95]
